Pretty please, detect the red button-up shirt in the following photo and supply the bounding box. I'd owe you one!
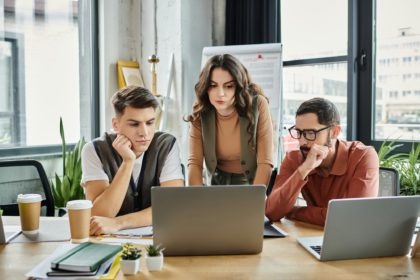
[265,140,379,226]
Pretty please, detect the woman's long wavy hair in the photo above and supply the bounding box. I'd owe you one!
[185,54,267,145]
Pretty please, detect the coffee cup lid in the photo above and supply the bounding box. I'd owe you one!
[66,200,93,210]
[17,194,42,203]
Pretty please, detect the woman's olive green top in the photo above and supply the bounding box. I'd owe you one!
[188,96,273,186]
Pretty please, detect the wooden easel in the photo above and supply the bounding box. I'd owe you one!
[158,53,175,132]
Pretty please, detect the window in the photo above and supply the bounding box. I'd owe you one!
[0,0,98,156]
[402,57,412,63]
[0,39,18,146]
[375,0,420,141]
[281,0,347,61]
[278,0,418,153]
[402,74,412,81]
[281,0,348,152]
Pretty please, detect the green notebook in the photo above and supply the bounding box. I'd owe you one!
[51,242,122,272]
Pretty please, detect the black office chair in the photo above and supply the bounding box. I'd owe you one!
[379,167,400,196]
[0,160,55,216]
[181,163,186,182]
[266,168,278,196]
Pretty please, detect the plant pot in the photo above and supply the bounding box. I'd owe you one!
[120,258,140,275]
[145,254,164,271]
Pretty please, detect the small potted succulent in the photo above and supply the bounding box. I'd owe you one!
[145,244,164,271]
[119,243,141,275]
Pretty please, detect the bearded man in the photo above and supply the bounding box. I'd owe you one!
[265,97,379,226]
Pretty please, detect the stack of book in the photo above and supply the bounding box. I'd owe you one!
[47,242,122,277]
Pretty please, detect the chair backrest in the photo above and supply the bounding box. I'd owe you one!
[379,167,400,196]
[266,168,278,196]
[0,160,55,216]
[181,163,186,181]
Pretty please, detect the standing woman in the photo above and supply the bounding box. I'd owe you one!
[185,54,273,186]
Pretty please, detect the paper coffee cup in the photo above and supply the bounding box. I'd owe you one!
[17,194,42,235]
[66,200,93,243]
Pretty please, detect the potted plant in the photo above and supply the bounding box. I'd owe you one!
[378,140,420,195]
[119,243,141,275]
[51,117,86,215]
[145,244,164,271]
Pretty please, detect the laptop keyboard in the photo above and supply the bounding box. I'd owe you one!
[310,245,322,255]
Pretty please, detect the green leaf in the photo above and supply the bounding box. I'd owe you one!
[60,117,66,176]
[408,143,420,167]
[53,120,87,207]
[62,176,71,202]
[377,139,405,163]
[52,176,64,208]
[378,139,420,196]
[54,174,63,199]
[70,172,82,199]
[66,151,74,179]
[73,139,84,168]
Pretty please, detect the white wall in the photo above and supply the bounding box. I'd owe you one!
[98,0,142,134]
[99,0,225,163]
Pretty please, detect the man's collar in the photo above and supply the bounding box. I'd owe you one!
[329,140,348,176]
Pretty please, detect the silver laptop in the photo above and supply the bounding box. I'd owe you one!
[297,196,420,261]
[151,185,266,256]
[0,215,21,244]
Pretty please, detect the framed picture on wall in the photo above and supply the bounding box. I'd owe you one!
[117,60,144,89]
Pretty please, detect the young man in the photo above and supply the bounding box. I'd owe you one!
[265,98,379,226]
[81,86,184,235]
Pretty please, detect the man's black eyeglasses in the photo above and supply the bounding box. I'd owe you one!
[288,125,332,141]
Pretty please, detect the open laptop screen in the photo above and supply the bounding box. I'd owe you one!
[0,216,21,244]
[151,185,266,256]
[298,196,420,261]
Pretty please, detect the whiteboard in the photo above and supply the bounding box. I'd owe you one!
[201,43,283,165]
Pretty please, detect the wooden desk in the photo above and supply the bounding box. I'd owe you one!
[1,217,419,279]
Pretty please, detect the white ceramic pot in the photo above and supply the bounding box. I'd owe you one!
[145,254,164,271]
[120,258,140,275]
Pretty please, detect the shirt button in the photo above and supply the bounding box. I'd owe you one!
[245,170,250,175]
[241,160,246,165]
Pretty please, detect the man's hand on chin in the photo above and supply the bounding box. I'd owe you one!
[298,144,329,179]
[90,216,123,235]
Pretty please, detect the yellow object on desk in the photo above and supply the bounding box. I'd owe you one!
[99,252,121,280]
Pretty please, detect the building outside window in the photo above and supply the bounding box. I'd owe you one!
[281,0,348,152]
[1,0,81,150]
[375,0,420,141]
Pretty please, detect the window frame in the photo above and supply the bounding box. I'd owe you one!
[357,0,419,153]
[0,0,99,158]
[1,32,26,147]
[281,0,418,154]
[281,0,350,139]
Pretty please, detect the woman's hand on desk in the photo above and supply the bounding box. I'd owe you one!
[90,216,123,235]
